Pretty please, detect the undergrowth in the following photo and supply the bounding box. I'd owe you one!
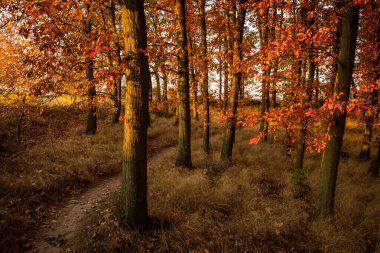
[0,104,176,252]
[71,112,379,253]
[0,105,379,252]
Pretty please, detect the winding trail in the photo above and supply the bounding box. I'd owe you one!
[30,147,176,253]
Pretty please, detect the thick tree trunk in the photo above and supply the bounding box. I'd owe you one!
[316,1,360,218]
[116,0,150,228]
[221,0,247,161]
[200,0,210,154]
[174,0,192,168]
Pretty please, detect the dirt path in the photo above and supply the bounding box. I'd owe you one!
[30,147,176,253]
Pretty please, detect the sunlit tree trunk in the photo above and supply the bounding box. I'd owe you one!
[175,0,192,168]
[116,0,150,228]
[200,0,210,154]
[221,0,247,161]
[316,1,360,218]
[189,36,198,120]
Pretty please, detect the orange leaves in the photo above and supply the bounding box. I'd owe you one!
[85,49,100,57]
[249,136,261,144]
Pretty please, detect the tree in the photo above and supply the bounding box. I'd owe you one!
[368,137,380,177]
[109,1,123,124]
[358,1,379,160]
[220,0,247,161]
[116,0,151,227]
[174,0,192,168]
[200,0,210,154]
[84,5,97,135]
[316,0,360,218]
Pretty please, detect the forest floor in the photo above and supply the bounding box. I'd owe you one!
[0,104,379,253]
[31,147,177,253]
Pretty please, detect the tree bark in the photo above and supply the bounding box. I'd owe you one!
[154,72,161,102]
[84,8,97,135]
[162,65,169,117]
[189,36,198,120]
[220,0,247,161]
[116,0,150,228]
[111,1,123,124]
[174,0,192,168]
[368,138,380,177]
[293,0,315,171]
[223,37,229,111]
[316,0,360,218]
[200,0,210,154]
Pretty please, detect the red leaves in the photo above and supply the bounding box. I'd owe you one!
[85,49,100,57]
[249,136,261,145]
[106,79,115,88]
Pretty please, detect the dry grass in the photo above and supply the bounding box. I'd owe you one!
[1,104,379,252]
[73,115,380,253]
[70,116,380,252]
[0,104,177,252]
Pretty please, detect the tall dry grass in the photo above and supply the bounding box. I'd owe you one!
[0,105,177,252]
[1,103,379,252]
[73,115,379,253]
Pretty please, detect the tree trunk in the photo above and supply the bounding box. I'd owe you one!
[368,138,380,177]
[294,0,316,171]
[84,10,97,135]
[316,1,360,218]
[329,0,343,96]
[174,0,192,168]
[359,110,374,160]
[116,0,150,228]
[162,65,169,117]
[154,72,161,102]
[259,11,271,141]
[223,37,229,111]
[189,36,199,120]
[111,1,122,124]
[219,44,223,108]
[220,0,247,161]
[200,0,210,154]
